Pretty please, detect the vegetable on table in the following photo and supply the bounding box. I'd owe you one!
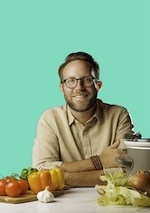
[0,175,29,197]
[0,179,7,196]
[95,171,150,207]
[37,186,54,203]
[50,167,65,190]
[28,168,65,194]
[128,170,150,195]
[49,169,58,191]
[28,170,52,194]
[5,180,22,197]
[20,167,38,180]
[56,167,65,190]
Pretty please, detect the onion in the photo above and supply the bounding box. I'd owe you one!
[128,170,150,195]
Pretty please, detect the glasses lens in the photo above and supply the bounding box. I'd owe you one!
[83,76,94,86]
[64,76,95,88]
[65,78,76,88]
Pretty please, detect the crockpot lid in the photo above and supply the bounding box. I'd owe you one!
[124,139,150,146]
[124,133,150,149]
[124,132,142,140]
[124,139,150,149]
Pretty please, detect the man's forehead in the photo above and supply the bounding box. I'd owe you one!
[62,60,93,76]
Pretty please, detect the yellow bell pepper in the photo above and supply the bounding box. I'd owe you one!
[55,167,65,190]
[49,169,59,191]
[49,167,65,190]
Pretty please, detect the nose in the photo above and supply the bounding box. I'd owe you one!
[76,79,85,89]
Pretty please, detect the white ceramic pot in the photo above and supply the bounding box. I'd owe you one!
[122,138,150,174]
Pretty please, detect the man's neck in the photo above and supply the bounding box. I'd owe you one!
[69,104,96,125]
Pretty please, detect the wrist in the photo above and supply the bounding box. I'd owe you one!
[90,155,103,170]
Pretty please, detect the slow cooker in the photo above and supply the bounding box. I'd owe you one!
[123,138,150,174]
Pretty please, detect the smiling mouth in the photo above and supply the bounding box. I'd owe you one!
[75,95,86,97]
[73,94,88,99]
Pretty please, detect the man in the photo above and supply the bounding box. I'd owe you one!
[32,52,134,186]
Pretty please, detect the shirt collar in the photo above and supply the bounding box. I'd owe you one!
[66,99,103,125]
[66,105,75,125]
[93,99,103,122]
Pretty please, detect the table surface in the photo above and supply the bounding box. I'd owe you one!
[0,187,149,213]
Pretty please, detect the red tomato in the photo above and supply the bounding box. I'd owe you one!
[18,179,29,194]
[5,180,22,197]
[5,176,17,182]
[0,179,7,195]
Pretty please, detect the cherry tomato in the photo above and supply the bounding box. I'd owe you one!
[18,179,29,194]
[5,180,22,197]
[0,179,7,195]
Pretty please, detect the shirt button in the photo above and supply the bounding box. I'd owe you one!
[86,150,90,154]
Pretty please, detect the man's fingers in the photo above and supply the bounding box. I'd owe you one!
[109,140,120,149]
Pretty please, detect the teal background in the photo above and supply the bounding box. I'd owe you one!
[0,0,149,176]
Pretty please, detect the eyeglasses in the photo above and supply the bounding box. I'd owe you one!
[61,76,96,89]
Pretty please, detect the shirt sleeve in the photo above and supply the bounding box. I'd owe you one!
[32,111,63,170]
[115,107,135,148]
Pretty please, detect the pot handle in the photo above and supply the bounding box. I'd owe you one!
[115,157,134,170]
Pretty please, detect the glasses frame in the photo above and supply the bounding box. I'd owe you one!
[61,76,96,89]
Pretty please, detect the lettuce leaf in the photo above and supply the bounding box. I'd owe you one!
[95,172,150,207]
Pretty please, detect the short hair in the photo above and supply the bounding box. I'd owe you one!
[58,52,100,80]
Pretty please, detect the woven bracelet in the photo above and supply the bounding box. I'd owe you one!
[90,155,103,170]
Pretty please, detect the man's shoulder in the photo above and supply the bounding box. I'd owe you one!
[97,99,128,113]
[41,104,67,118]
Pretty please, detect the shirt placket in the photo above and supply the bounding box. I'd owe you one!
[82,128,92,158]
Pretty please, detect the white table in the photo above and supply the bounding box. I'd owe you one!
[0,187,149,213]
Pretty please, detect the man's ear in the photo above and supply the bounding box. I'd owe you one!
[60,83,64,94]
[95,81,102,91]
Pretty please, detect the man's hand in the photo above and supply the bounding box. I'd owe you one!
[100,140,127,168]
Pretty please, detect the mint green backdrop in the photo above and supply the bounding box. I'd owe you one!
[0,0,149,176]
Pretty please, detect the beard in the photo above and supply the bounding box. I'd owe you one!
[64,91,97,112]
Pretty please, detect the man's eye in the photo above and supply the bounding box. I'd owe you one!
[85,77,92,83]
[67,78,75,83]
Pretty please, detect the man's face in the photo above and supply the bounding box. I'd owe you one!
[60,60,102,112]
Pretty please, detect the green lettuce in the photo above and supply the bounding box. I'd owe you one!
[95,172,150,207]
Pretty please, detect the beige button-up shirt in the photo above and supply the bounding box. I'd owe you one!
[32,99,134,169]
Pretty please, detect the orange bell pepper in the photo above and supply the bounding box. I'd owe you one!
[28,168,65,194]
[28,170,52,194]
